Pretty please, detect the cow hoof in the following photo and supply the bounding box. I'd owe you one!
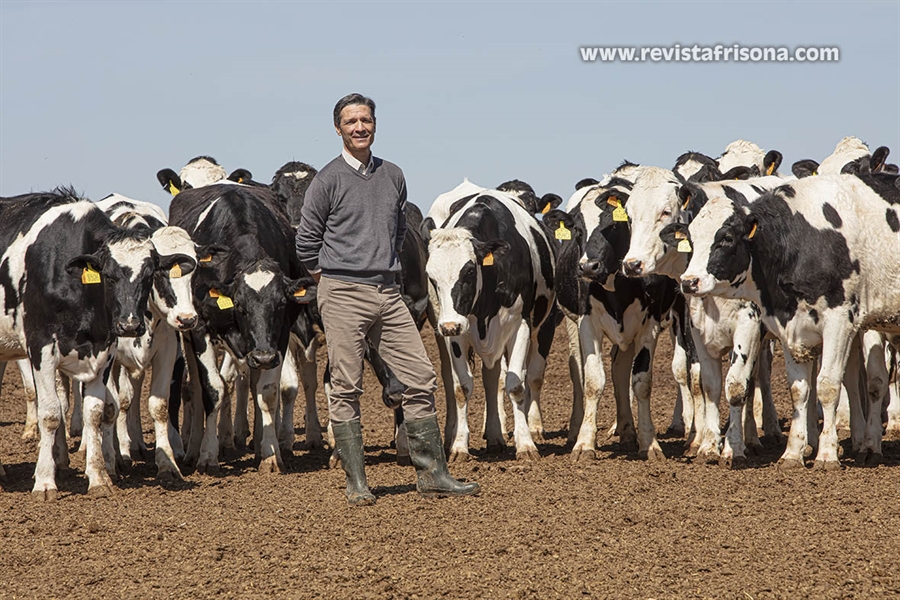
[777,457,806,470]
[744,442,763,456]
[570,448,596,463]
[695,450,719,465]
[138,447,153,462]
[812,459,841,471]
[529,428,546,442]
[619,439,638,454]
[683,444,700,458]
[257,456,283,474]
[279,444,294,458]
[120,457,133,472]
[157,470,183,484]
[485,441,506,455]
[301,438,327,451]
[640,447,666,462]
[802,444,814,458]
[21,425,39,441]
[664,425,686,439]
[32,488,58,502]
[396,455,412,467]
[515,448,540,461]
[87,484,115,498]
[196,462,221,476]
[721,455,747,470]
[328,451,340,470]
[856,451,881,467]
[448,449,471,463]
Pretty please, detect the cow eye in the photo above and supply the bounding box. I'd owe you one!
[659,208,672,220]
[721,234,734,245]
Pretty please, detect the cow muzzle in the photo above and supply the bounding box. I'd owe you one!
[622,258,643,278]
[438,322,463,337]
[680,276,700,295]
[173,313,198,331]
[579,260,604,281]
[247,349,280,370]
[115,317,146,338]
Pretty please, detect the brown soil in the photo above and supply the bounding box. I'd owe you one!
[1,323,898,599]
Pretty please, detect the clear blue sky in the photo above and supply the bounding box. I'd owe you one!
[2,1,898,213]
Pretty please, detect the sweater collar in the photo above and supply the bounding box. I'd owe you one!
[341,148,375,175]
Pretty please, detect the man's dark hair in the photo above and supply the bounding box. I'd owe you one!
[333,93,376,127]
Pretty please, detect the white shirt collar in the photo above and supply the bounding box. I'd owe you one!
[341,148,374,175]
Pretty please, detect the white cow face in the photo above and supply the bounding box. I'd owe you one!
[149,226,201,331]
[622,167,683,278]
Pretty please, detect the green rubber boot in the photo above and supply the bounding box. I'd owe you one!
[332,419,376,506]
[406,414,481,498]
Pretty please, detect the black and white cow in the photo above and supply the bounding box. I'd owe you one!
[622,166,786,465]
[156,156,251,194]
[678,170,900,467]
[168,183,316,474]
[96,194,205,481]
[425,189,556,461]
[715,139,784,178]
[544,174,682,461]
[270,161,318,227]
[0,188,165,498]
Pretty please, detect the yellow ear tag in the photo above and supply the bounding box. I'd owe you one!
[682,195,692,210]
[199,255,212,263]
[237,177,244,183]
[168,182,180,196]
[217,296,234,310]
[208,288,221,298]
[748,223,758,239]
[482,252,494,266]
[677,239,692,253]
[293,287,307,298]
[612,201,628,223]
[555,223,572,241]
[81,265,101,285]
[812,171,817,176]
[766,163,775,176]
[674,230,687,240]
[541,203,551,215]
[169,263,182,279]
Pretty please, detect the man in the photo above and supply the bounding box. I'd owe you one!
[295,93,480,505]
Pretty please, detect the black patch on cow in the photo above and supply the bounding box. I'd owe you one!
[451,341,462,359]
[822,203,842,228]
[632,347,651,374]
[576,178,599,191]
[443,194,480,227]
[603,177,634,191]
[775,184,795,198]
[723,186,748,206]
[809,309,819,324]
[271,161,318,227]
[533,295,549,329]
[887,209,900,232]
[855,171,900,206]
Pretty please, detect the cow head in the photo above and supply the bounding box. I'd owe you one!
[158,156,252,196]
[66,228,160,337]
[270,161,317,226]
[147,226,207,331]
[622,167,686,279]
[201,259,316,369]
[680,196,755,297]
[426,228,508,337]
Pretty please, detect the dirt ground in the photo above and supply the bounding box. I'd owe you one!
[1,323,898,599]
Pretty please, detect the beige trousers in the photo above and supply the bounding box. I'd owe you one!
[317,276,437,423]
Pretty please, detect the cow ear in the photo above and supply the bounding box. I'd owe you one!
[228,168,253,184]
[284,276,317,304]
[883,163,899,174]
[792,159,819,178]
[542,209,575,238]
[157,169,185,196]
[763,150,782,176]
[871,147,890,173]
[420,217,436,244]
[691,164,723,183]
[660,223,691,250]
[536,193,563,215]
[744,215,759,241]
[157,253,197,277]
[473,239,510,265]
[66,254,103,278]
[575,178,599,191]
[196,244,230,265]
[719,166,754,181]
[595,189,629,209]
[678,184,696,211]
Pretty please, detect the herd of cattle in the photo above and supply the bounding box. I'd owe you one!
[0,136,898,500]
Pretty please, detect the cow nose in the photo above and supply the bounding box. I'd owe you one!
[175,314,197,330]
[681,276,699,295]
[115,318,145,337]
[579,260,601,280]
[247,350,279,370]
[439,322,461,337]
[622,259,643,278]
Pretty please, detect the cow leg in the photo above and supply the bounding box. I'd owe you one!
[632,326,664,462]
[843,335,867,452]
[481,356,505,453]
[886,341,900,437]
[692,330,723,463]
[668,305,694,439]
[278,343,300,456]
[184,333,226,474]
[444,337,474,462]
[572,315,606,459]
[504,320,539,461]
[721,314,761,469]
[217,352,237,452]
[252,366,285,474]
[778,353,815,468]
[485,356,510,441]
[813,322,856,470]
[101,374,123,480]
[70,373,84,439]
[858,331,887,466]
[297,338,325,450]
[85,368,118,496]
[525,316,555,442]
[755,340,783,444]
[31,349,66,500]
[148,329,184,482]
[564,317,586,446]
[16,359,40,441]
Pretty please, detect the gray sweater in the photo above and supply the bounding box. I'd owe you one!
[295,155,407,286]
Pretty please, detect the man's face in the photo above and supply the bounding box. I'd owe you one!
[336,104,375,154]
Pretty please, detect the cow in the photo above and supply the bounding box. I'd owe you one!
[544,173,683,461]
[270,161,318,227]
[621,166,787,464]
[167,183,316,474]
[95,194,205,481]
[0,188,167,498]
[156,156,251,194]
[425,189,556,461]
[678,170,900,467]
[715,139,784,178]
